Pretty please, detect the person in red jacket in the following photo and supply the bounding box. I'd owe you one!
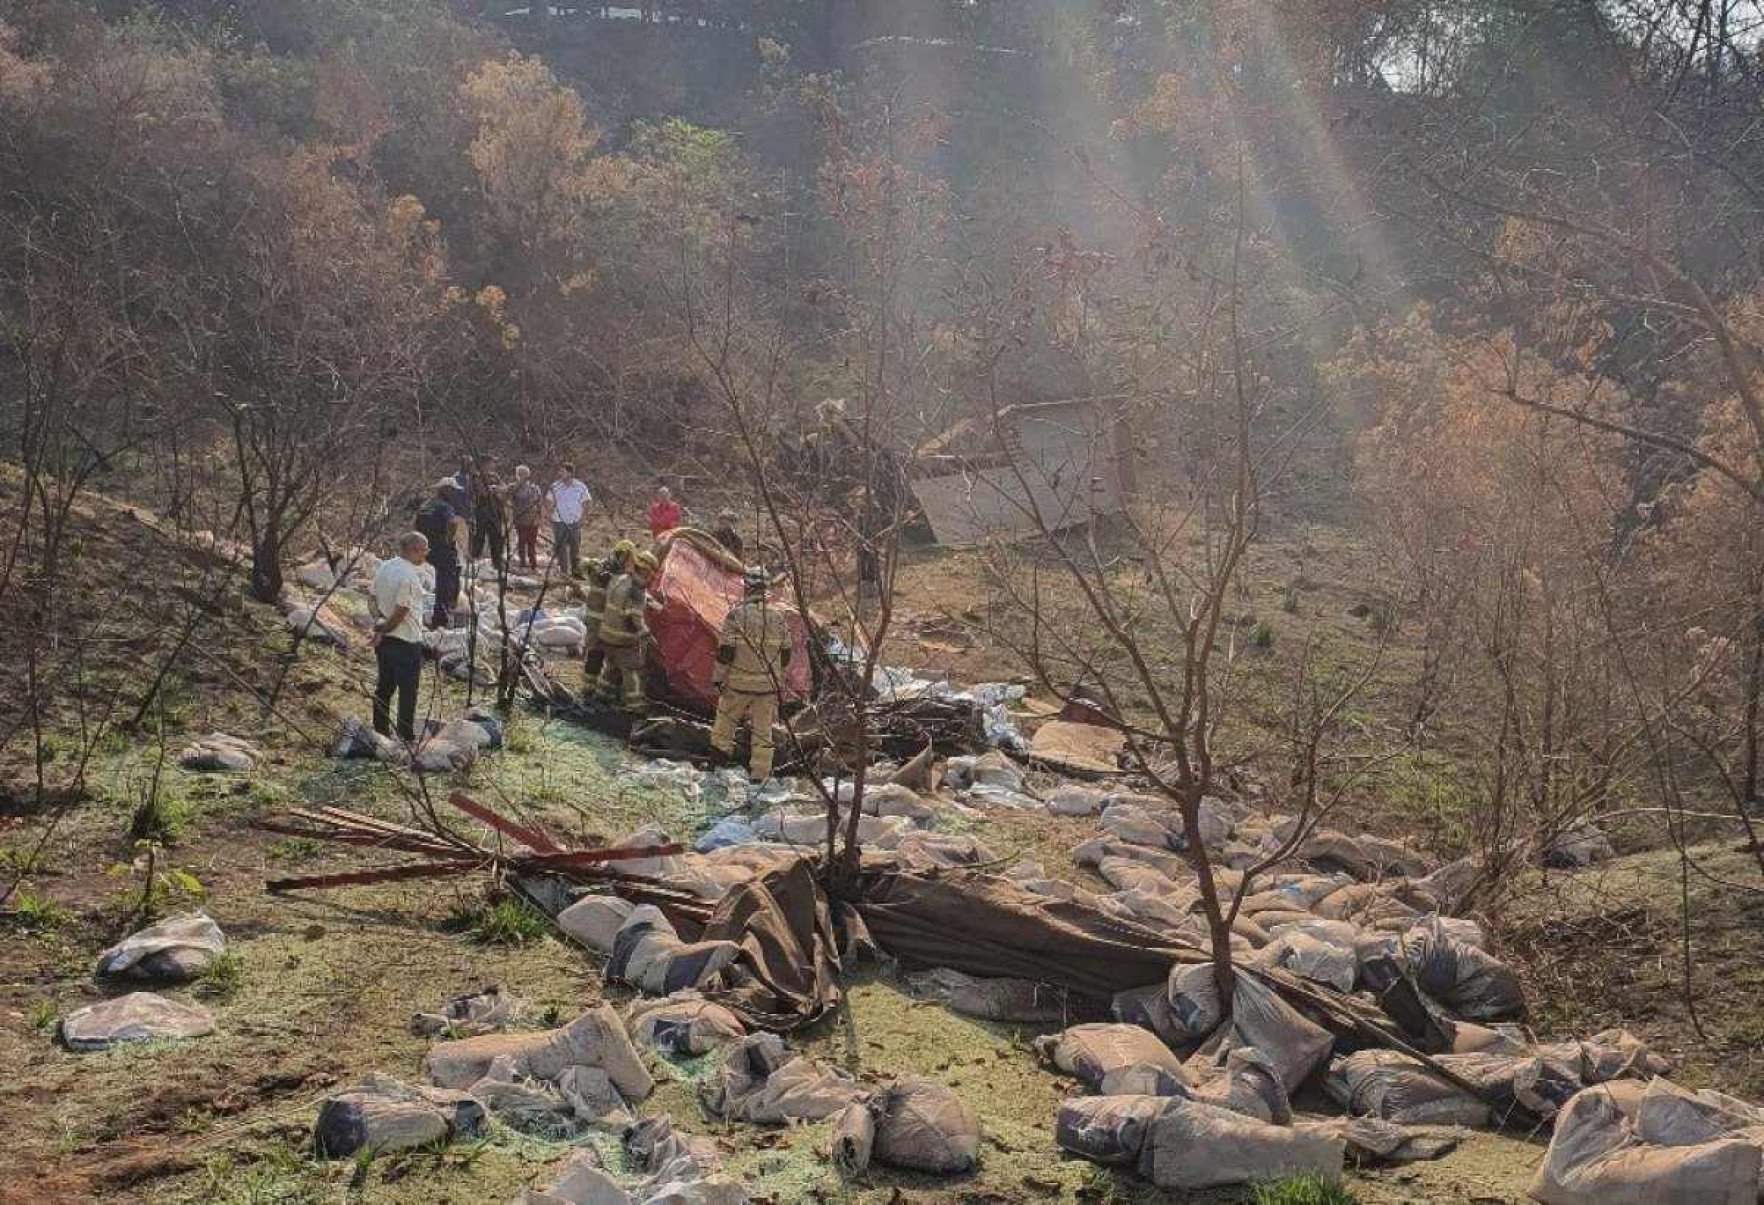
[647,485,682,538]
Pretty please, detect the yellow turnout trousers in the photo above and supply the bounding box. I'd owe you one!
[711,689,778,780]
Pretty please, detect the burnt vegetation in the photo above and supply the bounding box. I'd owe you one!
[3,0,1764,1200]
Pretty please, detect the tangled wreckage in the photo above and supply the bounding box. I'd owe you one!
[262,532,1764,1202]
[522,528,1008,770]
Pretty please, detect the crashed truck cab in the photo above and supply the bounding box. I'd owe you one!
[642,528,813,710]
[530,527,1009,770]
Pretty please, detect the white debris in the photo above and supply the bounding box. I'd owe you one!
[61,992,216,1051]
[95,911,227,984]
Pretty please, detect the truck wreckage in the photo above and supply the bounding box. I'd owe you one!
[522,528,1012,772]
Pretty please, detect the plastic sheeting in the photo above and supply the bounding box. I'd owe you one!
[700,1033,868,1124]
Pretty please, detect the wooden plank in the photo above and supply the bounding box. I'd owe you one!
[313,806,478,851]
[253,821,461,857]
[516,843,685,870]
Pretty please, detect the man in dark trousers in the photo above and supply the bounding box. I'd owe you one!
[414,478,465,627]
[370,531,430,743]
[469,454,508,571]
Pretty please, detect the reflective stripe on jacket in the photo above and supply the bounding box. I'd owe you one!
[598,573,649,647]
[716,598,791,694]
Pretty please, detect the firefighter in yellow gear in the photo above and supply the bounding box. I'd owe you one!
[710,566,792,780]
[594,549,659,713]
[573,539,635,682]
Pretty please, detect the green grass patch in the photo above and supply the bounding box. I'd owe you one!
[449,896,550,946]
[1380,748,1477,852]
[28,997,59,1034]
[267,836,325,862]
[1252,1174,1358,1205]
[2,887,68,930]
[127,777,196,842]
[195,950,245,1000]
[201,1140,326,1205]
[0,843,49,875]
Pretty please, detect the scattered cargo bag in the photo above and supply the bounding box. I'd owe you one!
[1098,802,1179,850]
[1171,968,1335,1094]
[1186,1046,1293,1124]
[870,1078,981,1174]
[1046,784,1110,816]
[1033,1023,1186,1091]
[1435,1050,1582,1122]
[1098,1063,1191,1097]
[829,1101,876,1174]
[629,994,747,1057]
[314,1073,487,1158]
[909,967,1069,1024]
[1295,1116,1463,1166]
[95,911,226,983]
[1633,1077,1764,1147]
[1541,1029,1674,1085]
[1393,916,1527,1022]
[1112,981,1181,1045]
[1542,822,1616,869]
[1529,1084,1761,1205]
[1325,1050,1492,1128]
[424,1004,653,1103]
[1257,931,1357,993]
[1056,1095,1174,1166]
[861,782,938,823]
[1136,1100,1346,1190]
[607,905,742,996]
[557,895,637,954]
[59,991,215,1051]
[700,1033,869,1124]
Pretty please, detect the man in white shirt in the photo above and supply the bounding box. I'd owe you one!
[370,531,430,742]
[545,463,592,578]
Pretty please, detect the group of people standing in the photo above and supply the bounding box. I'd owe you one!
[368,457,781,780]
[413,456,596,627]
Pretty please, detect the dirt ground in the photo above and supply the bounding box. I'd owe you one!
[1,493,1759,1204]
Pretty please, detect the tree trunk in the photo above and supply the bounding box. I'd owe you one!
[251,531,283,604]
[1180,789,1237,1007]
[1742,570,1763,814]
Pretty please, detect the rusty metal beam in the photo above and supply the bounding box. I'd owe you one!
[265,859,487,893]
[446,791,563,853]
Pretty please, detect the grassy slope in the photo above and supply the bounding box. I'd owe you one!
[0,494,1758,1204]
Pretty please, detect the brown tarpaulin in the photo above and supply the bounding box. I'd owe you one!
[694,857,844,1032]
[531,853,1400,1047]
[848,860,1209,1001]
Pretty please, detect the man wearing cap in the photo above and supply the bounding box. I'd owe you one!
[572,539,635,683]
[413,479,466,627]
[710,566,791,781]
[594,549,660,713]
